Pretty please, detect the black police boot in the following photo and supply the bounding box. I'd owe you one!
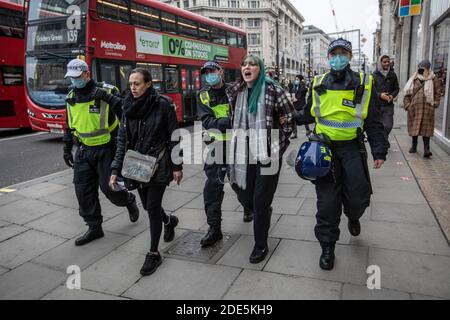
[140,252,162,276]
[75,226,104,246]
[409,137,418,154]
[163,215,179,242]
[243,208,254,223]
[319,243,335,271]
[348,219,361,237]
[200,227,223,248]
[127,196,139,223]
[423,137,433,158]
[249,246,269,264]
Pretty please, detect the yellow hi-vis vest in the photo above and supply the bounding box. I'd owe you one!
[310,72,373,141]
[199,90,231,142]
[66,85,119,146]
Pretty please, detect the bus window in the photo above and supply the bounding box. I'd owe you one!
[119,64,134,95]
[238,34,246,49]
[178,17,198,39]
[1,66,24,86]
[227,32,238,47]
[97,0,130,24]
[0,9,24,39]
[198,23,210,41]
[165,66,179,93]
[161,12,177,34]
[131,3,160,31]
[28,0,87,21]
[211,27,226,45]
[136,63,163,93]
[100,63,117,87]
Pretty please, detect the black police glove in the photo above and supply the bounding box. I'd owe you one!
[93,87,111,102]
[63,147,74,168]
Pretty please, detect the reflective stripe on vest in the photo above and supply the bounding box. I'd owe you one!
[200,90,231,141]
[310,73,373,141]
[66,88,119,146]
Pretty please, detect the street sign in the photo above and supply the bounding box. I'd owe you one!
[399,0,422,17]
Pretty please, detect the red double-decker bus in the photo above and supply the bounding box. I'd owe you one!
[25,0,247,133]
[0,0,28,129]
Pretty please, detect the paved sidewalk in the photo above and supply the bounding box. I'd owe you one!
[0,109,449,300]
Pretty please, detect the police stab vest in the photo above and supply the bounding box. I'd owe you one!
[199,90,231,142]
[66,85,119,146]
[310,72,372,141]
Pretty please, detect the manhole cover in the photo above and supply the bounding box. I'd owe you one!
[163,231,239,264]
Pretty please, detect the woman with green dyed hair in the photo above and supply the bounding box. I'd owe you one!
[225,55,295,264]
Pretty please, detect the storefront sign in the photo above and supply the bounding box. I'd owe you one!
[399,0,422,17]
[135,29,229,61]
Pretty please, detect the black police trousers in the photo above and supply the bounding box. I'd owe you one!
[232,161,281,249]
[203,163,227,228]
[73,146,134,227]
[313,140,372,244]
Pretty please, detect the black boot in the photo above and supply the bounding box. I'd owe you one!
[200,227,223,247]
[163,215,179,242]
[243,208,254,223]
[140,252,162,276]
[348,219,361,237]
[409,137,418,154]
[249,246,269,264]
[126,196,139,223]
[423,137,433,158]
[319,243,335,271]
[75,226,104,246]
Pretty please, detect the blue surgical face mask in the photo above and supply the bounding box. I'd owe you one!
[205,73,221,86]
[329,54,350,71]
[294,80,300,85]
[71,77,87,89]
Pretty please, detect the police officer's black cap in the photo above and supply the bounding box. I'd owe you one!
[328,38,352,55]
[201,60,222,74]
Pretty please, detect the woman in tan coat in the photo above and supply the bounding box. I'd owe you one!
[403,59,442,158]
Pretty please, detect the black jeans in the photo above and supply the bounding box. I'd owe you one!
[232,160,281,249]
[138,185,167,253]
[203,163,227,228]
[313,140,371,244]
[73,146,133,227]
[380,104,394,143]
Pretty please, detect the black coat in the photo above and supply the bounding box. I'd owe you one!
[293,83,308,111]
[294,66,387,161]
[111,88,182,187]
[373,69,400,107]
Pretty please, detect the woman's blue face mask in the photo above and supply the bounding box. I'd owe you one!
[70,77,87,89]
[205,73,221,86]
[329,54,350,71]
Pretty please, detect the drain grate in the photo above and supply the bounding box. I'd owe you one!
[163,231,239,264]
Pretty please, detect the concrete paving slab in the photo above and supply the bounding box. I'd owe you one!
[81,250,145,296]
[0,220,10,227]
[98,199,132,221]
[217,236,280,271]
[171,208,206,230]
[0,198,62,225]
[342,284,411,300]
[297,184,317,198]
[411,294,445,300]
[0,263,66,300]
[298,198,317,216]
[274,184,303,198]
[116,228,188,255]
[349,220,450,256]
[223,269,341,300]
[368,248,450,299]
[0,265,9,276]
[162,190,202,212]
[16,182,68,199]
[370,201,438,226]
[183,194,241,212]
[33,231,130,272]
[122,258,241,300]
[0,194,23,207]
[47,174,74,186]
[272,197,303,215]
[41,188,79,209]
[25,208,85,239]
[265,240,368,286]
[42,286,129,300]
[171,176,206,193]
[0,224,28,243]
[102,209,149,237]
[0,229,66,269]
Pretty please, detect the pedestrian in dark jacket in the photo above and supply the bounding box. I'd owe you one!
[373,55,400,149]
[110,68,183,276]
[226,54,295,264]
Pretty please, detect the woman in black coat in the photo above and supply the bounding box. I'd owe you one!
[110,68,183,276]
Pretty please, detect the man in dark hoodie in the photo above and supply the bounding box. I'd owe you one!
[373,55,400,149]
[294,39,387,271]
[63,59,139,246]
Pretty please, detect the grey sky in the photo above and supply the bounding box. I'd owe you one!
[292,0,380,62]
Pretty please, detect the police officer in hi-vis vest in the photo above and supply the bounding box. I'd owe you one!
[295,39,387,270]
[197,60,253,247]
[63,59,139,246]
